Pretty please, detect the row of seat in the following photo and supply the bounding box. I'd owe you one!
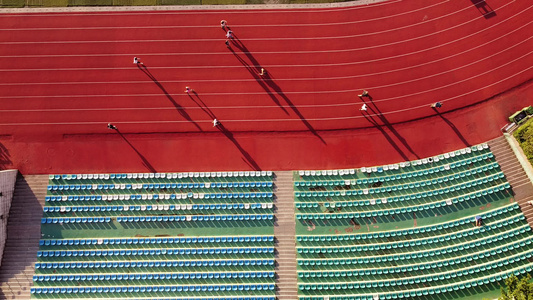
[40,235,274,247]
[297,245,533,280]
[41,217,110,224]
[295,170,504,201]
[48,181,273,192]
[297,233,532,268]
[34,271,276,282]
[298,253,531,290]
[296,264,532,299]
[32,283,276,294]
[35,259,275,270]
[297,184,503,214]
[51,171,273,181]
[297,144,489,178]
[37,247,275,258]
[43,203,273,214]
[115,214,274,223]
[296,182,509,220]
[295,156,496,189]
[297,219,527,255]
[296,203,519,243]
[45,192,274,202]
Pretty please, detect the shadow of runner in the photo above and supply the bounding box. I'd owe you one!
[189,91,216,120]
[230,35,326,145]
[361,105,410,161]
[263,72,326,145]
[432,108,471,147]
[216,123,262,171]
[137,64,202,131]
[470,0,497,18]
[366,98,420,159]
[0,142,12,170]
[116,129,157,173]
[229,47,289,115]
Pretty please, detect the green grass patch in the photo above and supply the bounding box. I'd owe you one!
[513,117,533,167]
[0,0,25,7]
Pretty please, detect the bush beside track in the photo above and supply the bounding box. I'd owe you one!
[513,118,533,167]
[0,0,348,7]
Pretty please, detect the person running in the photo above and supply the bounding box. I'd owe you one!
[213,119,220,127]
[226,30,233,39]
[107,123,118,130]
[360,104,367,111]
[358,90,369,97]
[133,57,143,65]
[220,20,228,30]
[184,86,193,93]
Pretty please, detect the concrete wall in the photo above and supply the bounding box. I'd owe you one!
[0,170,18,267]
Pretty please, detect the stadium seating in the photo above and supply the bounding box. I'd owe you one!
[294,144,533,300]
[33,171,276,299]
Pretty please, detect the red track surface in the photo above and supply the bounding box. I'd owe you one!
[0,0,532,174]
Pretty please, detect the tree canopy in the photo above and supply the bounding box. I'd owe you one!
[499,274,533,300]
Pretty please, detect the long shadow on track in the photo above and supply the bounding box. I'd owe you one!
[363,96,420,159]
[115,129,157,173]
[230,34,326,145]
[216,123,262,171]
[188,91,262,171]
[361,109,410,161]
[138,64,202,131]
[0,142,12,169]
[432,107,471,147]
[189,91,217,120]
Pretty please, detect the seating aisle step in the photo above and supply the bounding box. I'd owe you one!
[489,136,533,228]
[274,171,297,300]
[0,175,47,300]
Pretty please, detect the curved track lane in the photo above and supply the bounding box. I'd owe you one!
[0,0,531,173]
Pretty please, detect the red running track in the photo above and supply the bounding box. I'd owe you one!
[0,0,532,174]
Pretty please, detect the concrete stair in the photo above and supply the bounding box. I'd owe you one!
[273,171,298,300]
[0,175,48,300]
[489,137,533,227]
